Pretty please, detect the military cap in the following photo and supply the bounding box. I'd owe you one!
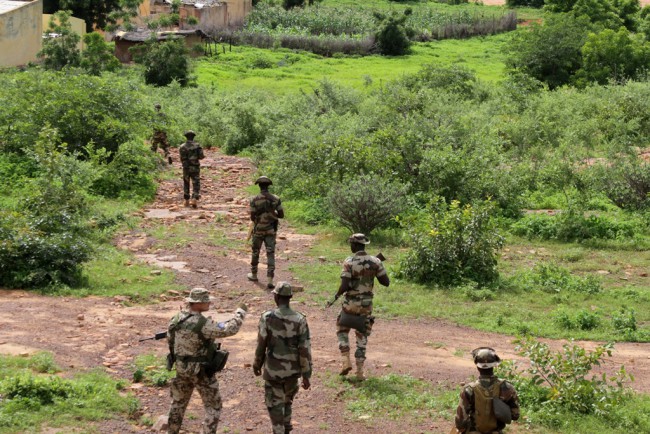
[255,176,273,185]
[185,287,212,303]
[471,347,501,369]
[272,281,293,297]
[348,233,370,245]
[184,130,196,138]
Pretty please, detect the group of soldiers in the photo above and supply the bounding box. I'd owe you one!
[150,112,520,434]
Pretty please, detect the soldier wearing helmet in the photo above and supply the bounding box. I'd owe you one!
[151,103,172,164]
[247,176,284,288]
[178,130,205,208]
[253,282,312,434]
[333,233,389,380]
[454,347,520,434]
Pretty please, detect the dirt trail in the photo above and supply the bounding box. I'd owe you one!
[1,149,649,433]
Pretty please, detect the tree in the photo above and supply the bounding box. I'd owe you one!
[572,0,623,29]
[374,9,413,56]
[38,10,81,70]
[80,32,120,75]
[505,14,589,89]
[45,0,121,32]
[131,38,192,87]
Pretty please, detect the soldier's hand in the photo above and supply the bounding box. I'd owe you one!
[302,377,311,390]
[253,366,262,376]
[237,302,248,312]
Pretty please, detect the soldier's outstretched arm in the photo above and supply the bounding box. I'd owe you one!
[377,260,390,287]
[204,306,247,339]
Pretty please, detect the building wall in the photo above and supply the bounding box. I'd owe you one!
[42,13,86,50]
[222,0,252,27]
[0,0,43,67]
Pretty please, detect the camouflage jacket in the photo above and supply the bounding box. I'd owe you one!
[455,375,520,433]
[168,308,245,377]
[340,251,387,315]
[179,140,205,170]
[253,305,312,381]
[249,191,282,235]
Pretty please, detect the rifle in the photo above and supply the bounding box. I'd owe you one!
[138,331,167,342]
[326,252,386,308]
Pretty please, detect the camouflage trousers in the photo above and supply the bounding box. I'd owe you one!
[182,168,201,200]
[265,378,299,434]
[251,233,276,277]
[152,131,170,157]
[168,372,222,434]
[337,313,375,362]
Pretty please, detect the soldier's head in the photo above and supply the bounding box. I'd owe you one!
[348,233,370,253]
[272,281,292,305]
[184,130,196,140]
[154,103,161,111]
[471,347,501,375]
[186,287,212,312]
[255,176,272,191]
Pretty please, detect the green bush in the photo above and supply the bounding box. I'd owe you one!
[375,10,413,56]
[597,160,650,210]
[554,308,601,330]
[520,262,602,294]
[81,32,121,75]
[131,38,192,87]
[399,199,504,286]
[38,10,81,70]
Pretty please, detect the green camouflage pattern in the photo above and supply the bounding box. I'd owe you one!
[179,140,205,170]
[455,375,520,434]
[151,131,170,157]
[251,234,276,277]
[250,191,283,235]
[264,378,299,434]
[182,170,201,200]
[166,309,245,434]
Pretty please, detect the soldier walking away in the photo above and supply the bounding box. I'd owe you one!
[253,282,312,434]
[166,288,248,434]
[454,347,520,434]
[152,103,172,165]
[334,233,389,380]
[247,176,284,289]
[179,130,205,208]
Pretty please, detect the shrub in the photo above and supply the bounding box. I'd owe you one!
[80,32,121,75]
[598,160,650,210]
[610,307,648,341]
[375,10,413,56]
[131,38,192,87]
[506,0,544,7]
[327,174,407,235]
[38,10,81,70]
[399,199,504,286]
[223,103,268,155]
[523,262,602,294]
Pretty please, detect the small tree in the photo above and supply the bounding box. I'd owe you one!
[131,38,192,87]
[80,32,120,75]
[328,174,407,235]
[374,9,413,56]
[38,10,81,70]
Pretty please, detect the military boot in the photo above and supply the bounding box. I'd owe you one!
[183,199,190,207]
[190,198,197,209]
[355,359,365,381]
[267,276,274,289]
[339,352,352,376]
[247,272,258,282]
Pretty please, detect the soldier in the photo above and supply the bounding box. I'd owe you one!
[247,176,284,289]
[333,233,389,380]
[454,347,520,434]
[152,103,172,165]
[179,130,205,208]
[253,282,312,434]
[166,288,247,434]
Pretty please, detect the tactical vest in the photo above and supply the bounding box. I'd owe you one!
[473,379,502,433]
[252,192,280,232]
[169,315,213,362]
[180,142,202,169]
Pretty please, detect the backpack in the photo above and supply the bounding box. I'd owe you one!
[473,379,502,433]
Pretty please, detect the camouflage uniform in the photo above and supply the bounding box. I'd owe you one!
[167,303,246,434]
[337,251,387,362]
[250,191,283,279]
[253,284,312,434]
[152,109,170,159]
[179,135,205,200]
[455,375,520,434]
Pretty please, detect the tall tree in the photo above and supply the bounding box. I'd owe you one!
[44,0,121,32]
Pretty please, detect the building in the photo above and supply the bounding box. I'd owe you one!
[113,28,207,62]
[147,0,252,33]
[0,0,42,67]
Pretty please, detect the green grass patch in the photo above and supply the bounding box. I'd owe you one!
[0,354,137,433]
[132,354,175,387]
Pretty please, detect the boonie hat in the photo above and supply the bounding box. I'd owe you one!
[184,130,196,138]
[186,287,212,303]
[472,347,501,369]
[348,233,370,245]
[272,282,293,297]
[255,176,273,185]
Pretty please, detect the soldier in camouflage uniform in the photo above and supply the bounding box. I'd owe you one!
[455,347,520,434]
[247,176,284,289]
[253,282,312,434]
[152,103,172,165]
[166,288,248,434]
[333,233,389,380]
[179,130,205,208]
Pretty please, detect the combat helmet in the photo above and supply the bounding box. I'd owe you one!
[348,233,370,245]
[471,347,501,369]
[184,130,196,139]
[272,281,293,297]
[255,176,273,185]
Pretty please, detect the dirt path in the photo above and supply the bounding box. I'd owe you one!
[1,149,649,433]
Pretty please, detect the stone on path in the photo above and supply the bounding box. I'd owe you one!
[152,415,169,431]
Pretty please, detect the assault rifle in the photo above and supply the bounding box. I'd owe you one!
[139,331,167,342]
[325,252,386,308]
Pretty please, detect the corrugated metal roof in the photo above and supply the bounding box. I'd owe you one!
[0,1,30,14]
[114,29,207,42]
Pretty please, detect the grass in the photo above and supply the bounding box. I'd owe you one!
[195,34,508,94]
[131,354,175,387]
[0,353,138,434]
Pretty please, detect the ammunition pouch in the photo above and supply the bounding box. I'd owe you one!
[202,343,229,377]
[493,397,512,424]
[339,311,367,333]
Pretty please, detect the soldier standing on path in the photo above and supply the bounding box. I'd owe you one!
[152,103,172,165]
[253,282,312,434]
[179,130,205,208]
[166,288,248,434]
[454,347,520,434]
[333,233,389,380]
[247,176,284,289]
